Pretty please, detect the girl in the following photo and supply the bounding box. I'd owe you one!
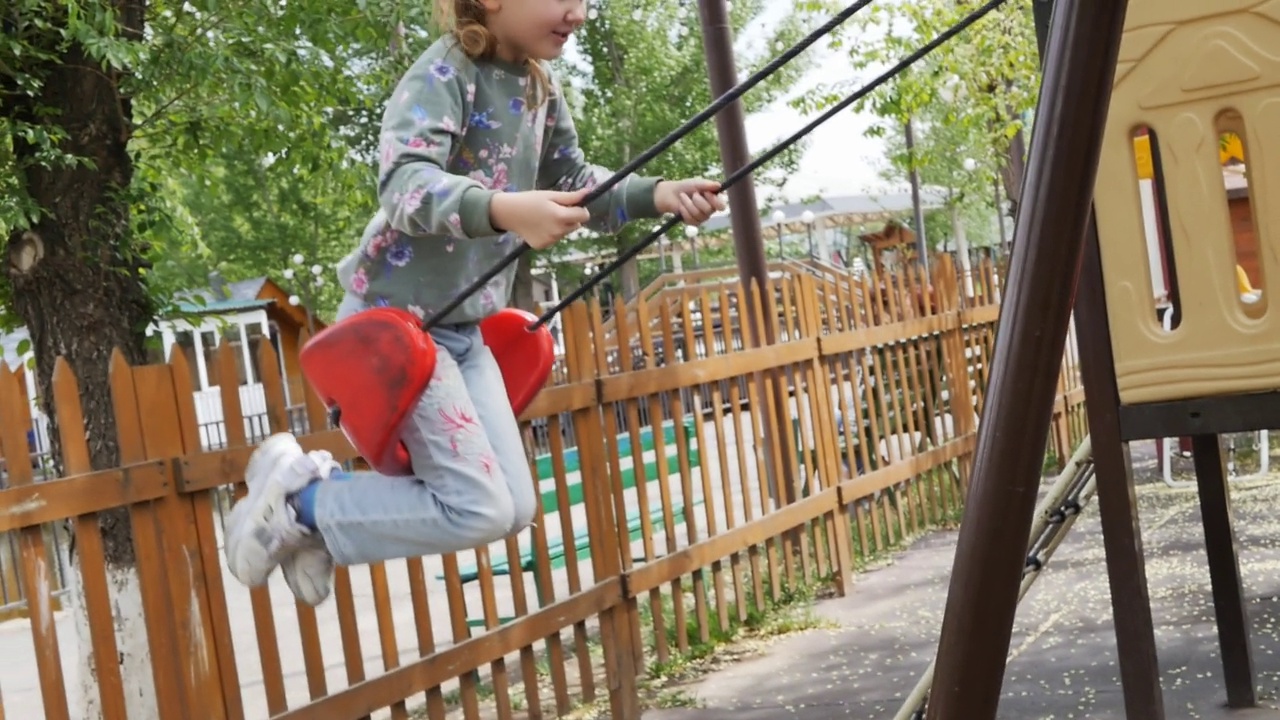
[222,0,724,606]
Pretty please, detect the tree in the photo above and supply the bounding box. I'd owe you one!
[873,94,1002,253]
[793,0,1040,219]
[546,0,831,300]
[2,2,415,715]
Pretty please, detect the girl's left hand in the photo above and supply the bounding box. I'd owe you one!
[655,178,726,225]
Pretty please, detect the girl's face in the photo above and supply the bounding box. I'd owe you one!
[481,0,587,62]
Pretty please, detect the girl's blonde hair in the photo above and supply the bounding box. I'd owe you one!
[435,0,552,107]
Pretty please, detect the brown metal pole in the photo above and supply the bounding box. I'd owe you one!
[697,0,769,293]
[923,0,1130,717]
[698,0,799,511]
[1039,0,1165,713]
[1074,219,1167,719]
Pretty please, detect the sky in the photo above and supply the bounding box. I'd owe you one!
[564,2,900,205]
[742,58,890,203]
[735,1,896,203]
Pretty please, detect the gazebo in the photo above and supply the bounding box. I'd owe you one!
[857,219,921,276]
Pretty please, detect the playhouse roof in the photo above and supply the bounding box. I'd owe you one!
[173,276,274,315]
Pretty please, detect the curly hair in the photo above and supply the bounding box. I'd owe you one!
[434,0,552,107]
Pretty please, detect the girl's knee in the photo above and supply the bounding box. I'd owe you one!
[460,482,515,544]
[509,489,537,535]
[488,487,518,536]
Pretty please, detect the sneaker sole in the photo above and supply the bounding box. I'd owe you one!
[282,550,334,606]
[224,435,302,587]
[225,478,293,587]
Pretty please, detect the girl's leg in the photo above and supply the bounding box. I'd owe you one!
[223,303,528,604]
[309,339,517,563]
[437,324,537,535]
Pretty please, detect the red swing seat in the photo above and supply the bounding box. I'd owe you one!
[299,307,555,476]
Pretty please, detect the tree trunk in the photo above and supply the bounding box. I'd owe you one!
[617,237,642,301]
[8,6,158,717]
[1000,125,1028,218]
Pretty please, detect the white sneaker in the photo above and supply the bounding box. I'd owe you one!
[279,449,342,607]
[224,433,327,590]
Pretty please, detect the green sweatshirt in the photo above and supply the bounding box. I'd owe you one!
[336,35,663,325]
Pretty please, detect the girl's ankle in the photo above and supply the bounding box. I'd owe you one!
[287,479,323,530]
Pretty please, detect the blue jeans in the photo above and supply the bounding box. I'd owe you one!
[310,294,537,566]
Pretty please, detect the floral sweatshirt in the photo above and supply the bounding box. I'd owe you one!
[335,36,663,325]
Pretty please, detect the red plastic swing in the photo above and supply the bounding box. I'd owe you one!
[299,306,554,477]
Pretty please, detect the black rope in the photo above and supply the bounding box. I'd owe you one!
[532,0,1010,328]
[419,0,877,331]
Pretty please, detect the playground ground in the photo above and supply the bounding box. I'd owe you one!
[646,442,1280,719]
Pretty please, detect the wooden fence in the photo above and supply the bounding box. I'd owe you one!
[0,256,1086,720]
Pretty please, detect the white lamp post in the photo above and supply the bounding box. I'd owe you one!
[654,225,667,272]
[800,210,816,259]
[955,158,977,298]
[685,224,700,268]
[770,209,786,258]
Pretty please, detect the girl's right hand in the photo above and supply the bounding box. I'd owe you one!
[490,189,592,250]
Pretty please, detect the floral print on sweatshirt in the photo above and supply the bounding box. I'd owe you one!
[335,36,664,326]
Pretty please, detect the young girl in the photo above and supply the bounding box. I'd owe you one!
[223,0,724,606]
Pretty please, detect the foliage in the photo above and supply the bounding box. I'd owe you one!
[873,103,1003,251]
[790,0,1040,219]
[2,0,429,330]
[3,0,846,329]
[545,0,837,297]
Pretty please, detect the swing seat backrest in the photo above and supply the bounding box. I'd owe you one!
[299,306,555,477]
[300,307,435,477]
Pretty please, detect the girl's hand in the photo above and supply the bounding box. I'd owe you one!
[655,179,725,225]
[490,189,592,250]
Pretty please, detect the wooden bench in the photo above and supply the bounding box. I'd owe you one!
[444,418,704,626]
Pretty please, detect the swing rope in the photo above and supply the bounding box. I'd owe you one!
[421,0,878,331]
[532,0,1010,328]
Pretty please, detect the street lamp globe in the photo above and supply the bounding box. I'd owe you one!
[963,158,978,172]
[292,253,305,266]
[684,225,699,239]
[311,264,324,276]
[288,295,301,306]
[801,210,815,225]
[771,209,786,224]
[282,268,295,280]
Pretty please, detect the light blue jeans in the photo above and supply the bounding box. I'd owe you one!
[310,294,537,566]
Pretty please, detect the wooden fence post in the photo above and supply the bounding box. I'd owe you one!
[934,255,979,497]
[140,353,236,718]
[563,300,641,719]
[108,350,225,718]
[167,350,248,719]
[0,366,72,719]
[794,274,854,595]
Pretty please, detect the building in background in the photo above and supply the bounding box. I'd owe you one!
[1,274,322,463]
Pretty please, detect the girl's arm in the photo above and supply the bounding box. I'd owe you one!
[378,52,500,240]
[535,76,663,234]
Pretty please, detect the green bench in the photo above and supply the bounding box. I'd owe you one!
[443,418,704,625]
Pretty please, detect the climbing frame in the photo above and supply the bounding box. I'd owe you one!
[1093,0,1280,405]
